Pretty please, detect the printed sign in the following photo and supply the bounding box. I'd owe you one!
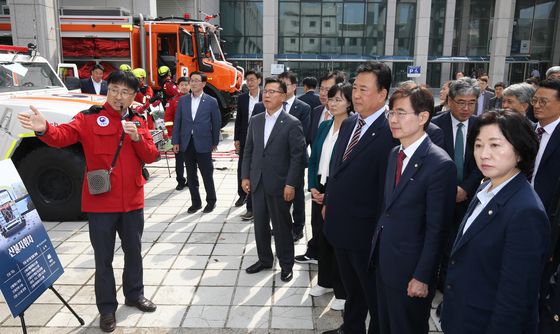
[407,66,421,78]
[271,64,285,75]
[0,159,63,317]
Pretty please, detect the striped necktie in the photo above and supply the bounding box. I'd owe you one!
[343,118,366,161]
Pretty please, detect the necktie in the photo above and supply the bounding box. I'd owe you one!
[395,150,407,187]
[343,118,365,161]
[536,126,545,142]
[454,123,464,182]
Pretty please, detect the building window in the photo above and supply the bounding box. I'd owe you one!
[310,38,315,44]
[324,21,331,28]
[291,38,296,44]
[310,21,316,27]
[220,0,263,57]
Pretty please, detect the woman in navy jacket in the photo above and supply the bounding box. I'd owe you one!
[441,110,550,333]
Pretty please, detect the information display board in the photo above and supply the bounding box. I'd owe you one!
[0,159,63,318]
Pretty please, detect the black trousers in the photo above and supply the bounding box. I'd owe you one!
[175,151,186,186]
[237,145,252,210]
[376,270,433,334]
[88,209,144,314]
[252,183,294,271]
[335,247,379,334]
[184,137,216,207]
[292,178,305,233]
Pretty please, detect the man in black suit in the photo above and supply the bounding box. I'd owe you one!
[234,70,262,219]
[475,75,494,115]
[322,62,398,334]
[278,71,311,242]
[488,81,504,110]
[241,77,306,283]
[432,77,483,297]
[80,64,108,95]
[298,77,321,110]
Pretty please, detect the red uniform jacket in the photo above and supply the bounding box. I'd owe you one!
[163,93,186,137]
[163,79,179,101]
[134,84,156,129]
[39,102,159,213]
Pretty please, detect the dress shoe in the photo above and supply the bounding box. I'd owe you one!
[241,210,253,221]
[322,326,344,334]
[187,205,202,214]
[124,296,157,312]
[309,284,333,297]
[330,298,345,311]
[175,183,185,191]
[234,195,246,207]
[203,203,216,213]
[245,261,272,274]
[295,254,318,265]
[280,269,293,282]
[292,230,304,242]
[99,313,116,332]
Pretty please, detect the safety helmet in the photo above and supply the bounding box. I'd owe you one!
[132,68,147,79]
[119,64,132,72]
[158,65,171,76]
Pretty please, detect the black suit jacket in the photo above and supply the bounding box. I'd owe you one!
[534,123,560,212]
[324,113,399,250]
[234,91,262,147]
[254,99,311,144]
[488,96,503,110]
[80,78,107,95]
[309,105,326,147]
[431,112,483,198]
[298,91,321,111]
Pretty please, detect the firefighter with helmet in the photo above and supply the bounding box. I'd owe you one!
[158,65,179,106]
[119,64,132,72]
[132,67,157,129]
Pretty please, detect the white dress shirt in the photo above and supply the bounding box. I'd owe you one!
[399,133,428,174]
[319,106,332,126]
[532,117,560,185]
[344,105,385,152]
[92,79,101,95]
[248,89,260,118]
[462,172,519,234]
[317,123,339,185]
[191,93,202,120]
[450,114,468,160]
[264,107,282,146]
[284,95,296,112]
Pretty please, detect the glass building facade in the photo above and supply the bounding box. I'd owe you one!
[218,0,560,87]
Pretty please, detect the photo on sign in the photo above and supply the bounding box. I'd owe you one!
[0,159,63,318]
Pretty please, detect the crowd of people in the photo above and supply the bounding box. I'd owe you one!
[16,61,560,333]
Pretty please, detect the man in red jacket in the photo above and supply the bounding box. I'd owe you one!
[164,76,190,190]
[18,71,160,333]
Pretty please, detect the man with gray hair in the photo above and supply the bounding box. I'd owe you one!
[546,66,560,80]
[503,82,536,116]
[432,77,483,301]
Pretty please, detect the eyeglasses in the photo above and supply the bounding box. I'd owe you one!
[328,97,346,104]
[263,89,284,95]
[108,88,134,98]
[189,79,203,83]
[451,97,477,109]
[531,97,549,107]
[384,110,416,119]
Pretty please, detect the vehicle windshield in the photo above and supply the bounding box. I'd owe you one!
[0,61,65,92]
[208,31,225,62]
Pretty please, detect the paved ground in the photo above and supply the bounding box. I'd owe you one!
[0,121,444,333]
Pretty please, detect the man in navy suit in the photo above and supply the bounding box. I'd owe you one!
[431,78,483,292]
[298,77,321,110]
[80,64,108,95]
[234,70,262,219]
[373,86,456,333]
[172,71,221,214]
[322,62,398,334]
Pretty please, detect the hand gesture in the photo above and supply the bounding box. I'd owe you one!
[122,121,140,142]
[18,105,47,133]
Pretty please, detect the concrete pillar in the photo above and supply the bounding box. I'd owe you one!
[384,0,397,72]
[552,2,560,67]
[414,0,432,85]
[8,0,59,67]
[440,0,456,83]
[488,0,515,85]
[458,0,470,56]
[262,0,276,78]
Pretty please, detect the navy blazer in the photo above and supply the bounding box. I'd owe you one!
[324,113,398,250]
[309,105,326,147]
[373,136,456,289]
[431,112,483,198]
[234,91,261,147]
[426,122,444,149]
[171,93,221,153]
[298,91,321,111]
[534,123,560,212]
[80,78,107,95]
[441,174,549,334]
